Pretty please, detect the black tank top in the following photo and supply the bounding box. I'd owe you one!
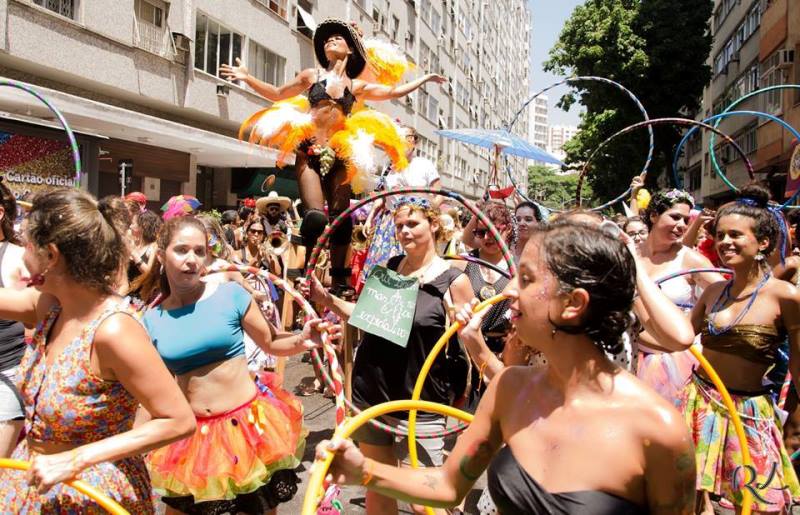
[487,446,648,515]
[0,242,26,372]
[352,256,466,418]
[464,249,511,352]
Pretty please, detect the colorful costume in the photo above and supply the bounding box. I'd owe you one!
[0,300,154,514]
[143,282,304,514]
[677,320,800,510]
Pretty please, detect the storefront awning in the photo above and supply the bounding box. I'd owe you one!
[0,77,282,168]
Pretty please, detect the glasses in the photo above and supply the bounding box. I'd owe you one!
[248,229,265,235]
[626,230,649,238]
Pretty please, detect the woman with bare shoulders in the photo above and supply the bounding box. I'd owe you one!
[318,220,696,514]
[0,188,195,513]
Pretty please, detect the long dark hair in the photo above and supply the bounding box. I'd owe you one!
[0,179,21,245]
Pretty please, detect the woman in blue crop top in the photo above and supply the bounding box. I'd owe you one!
[221,18,445,294]
[139,216,339,515]
[317,221,695,514]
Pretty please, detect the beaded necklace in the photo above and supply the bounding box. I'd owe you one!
[706,272,771,336]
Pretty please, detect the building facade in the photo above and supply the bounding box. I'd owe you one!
[0,0,531,207]
[547,123,578,163]
[529,94,549,154]
[685,0,797,206]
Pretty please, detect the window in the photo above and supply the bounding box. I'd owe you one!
[390,15,400,42]
[254,0,288,19]
[195,13,243,78]
[762,67,785,114]
[296,0,313,38]
[430,9,441,34]
[33,0,75,19]
[734,125,758,155]
[134,0,172,56]
[687,165,701,192]
[249,41,286,86]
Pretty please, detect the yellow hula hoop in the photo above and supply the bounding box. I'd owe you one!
[0,459,130,515]
[688,346,753,513]
[301,400,474,515]
[407,294,507,515]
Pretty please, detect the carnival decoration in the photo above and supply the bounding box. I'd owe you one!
[576,118,754,207]
[363,38,416,86]
[0,79,82,186]
[505,76,654,211]
[0,459,129,515]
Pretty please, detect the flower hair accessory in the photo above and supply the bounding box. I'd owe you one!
[393,196,431,212]
[661,189,695,207]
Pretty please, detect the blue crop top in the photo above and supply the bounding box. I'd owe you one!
[143,282,252,375]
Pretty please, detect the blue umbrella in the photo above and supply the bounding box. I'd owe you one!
[434,128,564,165]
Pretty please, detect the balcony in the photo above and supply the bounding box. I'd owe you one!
[133,17,175,59]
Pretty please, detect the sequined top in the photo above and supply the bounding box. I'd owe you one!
[701,318,784,366]
[20,300,140,443]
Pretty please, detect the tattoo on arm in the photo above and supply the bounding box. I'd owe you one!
[422,474,438,491]
[458,440,494,482]
[650,449,696,515]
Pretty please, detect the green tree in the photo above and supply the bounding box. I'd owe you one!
[527,165,592,209]
[545,0,713,205]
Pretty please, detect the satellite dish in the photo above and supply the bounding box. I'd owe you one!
[260,174,276,192]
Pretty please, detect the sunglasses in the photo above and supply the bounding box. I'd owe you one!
[248,229,265,235]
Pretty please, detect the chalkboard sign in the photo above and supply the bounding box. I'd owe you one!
[350,265,419,348]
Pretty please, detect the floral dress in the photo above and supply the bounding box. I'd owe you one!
[0,299,154,514]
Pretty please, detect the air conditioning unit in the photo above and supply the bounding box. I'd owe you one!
[404,95,413,107]
[172,32,191,52]
[778,49,795,69]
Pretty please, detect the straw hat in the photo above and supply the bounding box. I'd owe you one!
[313,18,367,79]
[256,191,291,214]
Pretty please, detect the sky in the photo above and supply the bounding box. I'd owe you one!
[527,0,585,126]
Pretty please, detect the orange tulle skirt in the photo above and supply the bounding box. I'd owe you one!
[147,373,305,502]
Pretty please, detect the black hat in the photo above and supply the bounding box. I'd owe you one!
[313,18,367,79]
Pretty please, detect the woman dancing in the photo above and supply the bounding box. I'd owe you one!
[680,184,800,513]
[222,18,443,293]
[139,215,339,514]
[303,197,474,514]
[0,188,195,513]
[318,219,695,514]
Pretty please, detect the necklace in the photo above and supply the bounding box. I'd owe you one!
[707,272,771,336]
[399,256,441,284]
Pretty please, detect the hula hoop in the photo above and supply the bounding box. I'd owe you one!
[407,294,507,515]
[654,268,732,286]
[708,86,800,195]
[203,265,348,427]
[0,80,82,185]
[0,459,129,514]
[673,111,800,204]
[577,118,754,207]
[442,254,511,279]
[505,76,653,211]
[301,400,474,515]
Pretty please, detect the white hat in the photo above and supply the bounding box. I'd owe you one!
[256,191,291,213]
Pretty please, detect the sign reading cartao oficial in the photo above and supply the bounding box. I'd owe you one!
[349,266,418,348]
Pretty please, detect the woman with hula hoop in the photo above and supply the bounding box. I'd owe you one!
[302,197,475,514]
[679,184,800,513]
[0,189,195,513]
[136,216,339,514]
[635,189,726,401]
[317,220,695,514]
[223,18,443,296]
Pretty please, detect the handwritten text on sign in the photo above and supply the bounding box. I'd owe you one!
[349,266,418,348]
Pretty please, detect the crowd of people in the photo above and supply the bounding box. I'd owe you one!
[1,14,800,515]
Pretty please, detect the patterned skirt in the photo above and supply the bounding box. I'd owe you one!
[0,439,154,514]
[358,210,402,291]
[147,374,305,514]
[677,372,800,511]
[637,346,698,404]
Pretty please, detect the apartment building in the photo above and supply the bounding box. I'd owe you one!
[0,0,531,207]
[529,94,548,153]
[684,0,799,206]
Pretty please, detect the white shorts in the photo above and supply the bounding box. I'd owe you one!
[0,366,23,422]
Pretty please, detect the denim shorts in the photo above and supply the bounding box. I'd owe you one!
[0,366,23,422]
[351,412,446,467]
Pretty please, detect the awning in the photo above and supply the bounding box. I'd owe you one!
[297,5,317,32]
[0,77,281,168]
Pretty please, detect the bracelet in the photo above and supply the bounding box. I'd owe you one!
[360,458,374,486]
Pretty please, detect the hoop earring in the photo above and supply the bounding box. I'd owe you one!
[755,252,765,262]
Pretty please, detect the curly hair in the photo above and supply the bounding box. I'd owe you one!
[532,219,636,355]
[481,200,516,246]
[137,210,162,245]
[0,178,21,245]
[644,189,695,228]
[27,189,128,294]
[713,183,780,258]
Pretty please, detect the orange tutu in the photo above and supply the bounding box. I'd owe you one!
[147,373,305,502]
